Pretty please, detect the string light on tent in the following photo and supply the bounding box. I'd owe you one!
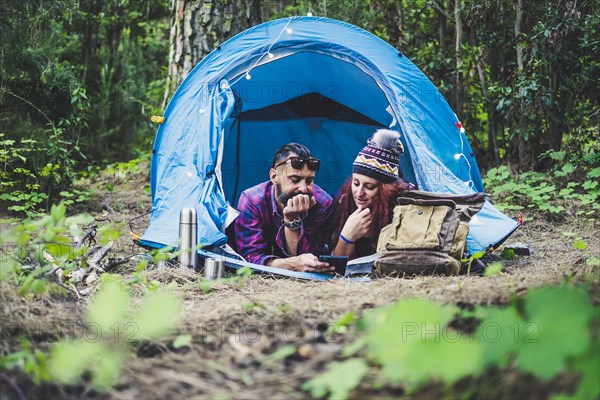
[307,12,313,16]
[196,17,294,112]
[454,121,475,189]
[243,17,293,80]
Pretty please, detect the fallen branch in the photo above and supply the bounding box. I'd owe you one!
[87,242,113,265]
[75,224,98,248]
[13,220,126,295]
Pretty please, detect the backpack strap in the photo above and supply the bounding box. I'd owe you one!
[396,196,456,208]
[399,190,485,205]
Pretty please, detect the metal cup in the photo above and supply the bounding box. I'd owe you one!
[204,258,224,280]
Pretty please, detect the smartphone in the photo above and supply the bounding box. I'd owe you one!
[319,255,348,276]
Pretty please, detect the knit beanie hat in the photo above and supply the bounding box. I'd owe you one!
[352,129,404,183]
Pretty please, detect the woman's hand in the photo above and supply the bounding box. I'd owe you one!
[340,207,371,242]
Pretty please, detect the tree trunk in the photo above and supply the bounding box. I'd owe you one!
[439,0,447,48]
[475,50,499,165]
[163,0,265,107]
[514,0,524,72]
[546,60,569,158]
[544,1,580,159]
[481,2,501,164]
[431,0,451,48]
[454,0,463,117]
[80,1,99,87]
[397,0,404,49]
[514,0,526,166]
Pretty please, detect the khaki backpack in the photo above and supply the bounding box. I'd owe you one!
[375,190,485,276]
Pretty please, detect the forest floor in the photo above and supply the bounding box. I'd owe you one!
[1,165,599,400]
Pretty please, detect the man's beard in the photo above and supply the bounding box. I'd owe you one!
[276,183,302,206]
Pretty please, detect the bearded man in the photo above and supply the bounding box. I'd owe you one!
[234,143,334,272]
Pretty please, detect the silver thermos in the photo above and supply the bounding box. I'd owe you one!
[179,208,198,269]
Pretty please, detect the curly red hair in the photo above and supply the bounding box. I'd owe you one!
[328,177,412,257]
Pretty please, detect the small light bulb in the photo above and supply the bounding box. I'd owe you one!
[286,28,292,34]
[307,12,313,16]
[199,108,206,114]
[268,52,274,59]
[454,153,461,160]
[460,127,465,134]
[245,73,251,80]
[220,81,228,90]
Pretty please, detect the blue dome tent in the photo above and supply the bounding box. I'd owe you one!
[140,16,519,278]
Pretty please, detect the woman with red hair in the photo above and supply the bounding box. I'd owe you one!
[328,129,413,259]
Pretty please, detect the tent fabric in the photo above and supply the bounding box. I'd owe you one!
[141,16,519,253]
[143,82,235,248]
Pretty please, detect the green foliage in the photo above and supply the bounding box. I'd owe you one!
[242,302,266,312]
[305,285,599,399]
[172,334,193,349]
[569,340,600,399]
[0,339,50,384]
[461,251,485,275]
[484,161,599,220]
[500,248,517,260]
[326,311,358,337]
[0,0,166,217]
[261,344,297,365]
[484,262,504,277]
[0,91,93,216]
[475,286,596,381]
[48,277,181,390]
[49,340,122,389]
[105,154,151,180]
[0,203,113,298]
[516,287,594,379]
[361,299,482,389]
[586,257,600,267]
[0,0,169,163]
[276,0,375,29]
[302,358,369,400]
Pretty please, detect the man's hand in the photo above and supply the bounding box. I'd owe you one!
[268,253,333,273]
[283,194,316,222]
[340,207,371,242]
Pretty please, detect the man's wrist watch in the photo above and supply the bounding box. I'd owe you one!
[282,218,302,231]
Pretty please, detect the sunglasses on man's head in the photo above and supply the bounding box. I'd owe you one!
[274,156,321,171]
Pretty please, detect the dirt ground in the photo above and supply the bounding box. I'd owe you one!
[1,169,599,399]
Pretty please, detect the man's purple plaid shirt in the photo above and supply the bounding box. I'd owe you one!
[234,181,333,265]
